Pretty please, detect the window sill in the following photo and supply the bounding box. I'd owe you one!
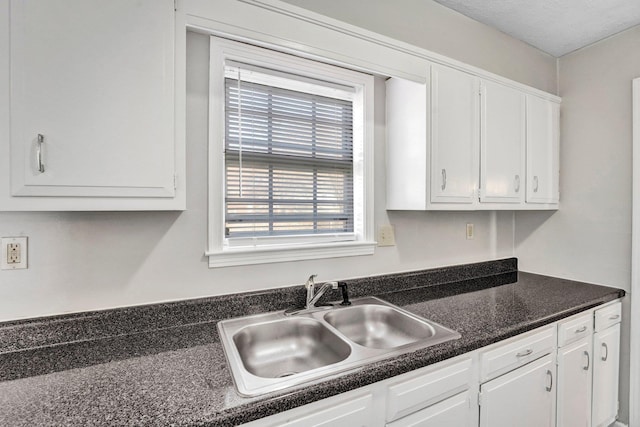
[206,241,377,268]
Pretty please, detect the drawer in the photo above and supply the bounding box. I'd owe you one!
[386,357,472,422]
[386,390,471,427]
[595,301,621,332]
[557,312,592,347]
[480,325,555,382]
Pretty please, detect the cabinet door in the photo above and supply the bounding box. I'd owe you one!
[430,64,479,204]
[526,95,559,204]
[386,391,472,427]
[480,354,555,427]
[592,324,621,427]
[557,337,592,427]
[480,80,525,204]
[10,0,175,198]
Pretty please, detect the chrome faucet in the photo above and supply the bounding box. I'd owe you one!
[285,275,339,315]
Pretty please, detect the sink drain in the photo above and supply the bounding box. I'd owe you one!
[276,371,298,378]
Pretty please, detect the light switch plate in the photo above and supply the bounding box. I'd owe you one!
[1,236,28,270]
[378,225,396,247]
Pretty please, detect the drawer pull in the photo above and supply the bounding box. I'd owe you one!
[574,326,587,334]
[441,169,447,191]
[602,343,608,361]
[545,369,553,392]
[516,349,533,358]
[609,314,620,320]
[583,350,590,371]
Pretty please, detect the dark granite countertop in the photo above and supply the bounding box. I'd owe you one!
[0,261,625,426]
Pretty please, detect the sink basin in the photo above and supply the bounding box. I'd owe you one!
[233,317,351,378]
[217,296,460,396]
[324,304,435,349]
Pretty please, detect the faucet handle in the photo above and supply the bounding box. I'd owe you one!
[305,274,318,288]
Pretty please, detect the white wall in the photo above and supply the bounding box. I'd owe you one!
[0,1,556,322]
[281,0,558,94]
[515,25,640,424]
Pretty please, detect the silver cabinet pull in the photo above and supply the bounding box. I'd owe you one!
[533,176,539,193]
[545,369,553,392]
[575,326,587,334]
[602,343,608,361]
[515,175,520,192]
[36,134,45,173]
[609,314,620,320]
[583,350,590,371]
[441,169,447,191]
[516,348,533,357]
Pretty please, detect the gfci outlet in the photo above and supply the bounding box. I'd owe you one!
[466,223,474,240]
[1,237,28,270]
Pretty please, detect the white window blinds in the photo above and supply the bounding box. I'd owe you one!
[224,69,355,240]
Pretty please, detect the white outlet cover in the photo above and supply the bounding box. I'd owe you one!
[1,236,28,270]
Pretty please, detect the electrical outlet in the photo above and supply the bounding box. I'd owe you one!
[1,237,28,270]
[378,225,396,247]
[7,243,20,264]
[466,223,474,240]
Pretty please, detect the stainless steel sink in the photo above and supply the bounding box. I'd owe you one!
[217,296,460,396]
[324,304,436,349]
[232,317,351,378]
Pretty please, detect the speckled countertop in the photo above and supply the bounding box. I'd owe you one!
[0,259,625,426]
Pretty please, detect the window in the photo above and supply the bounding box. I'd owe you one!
[207,37,375,267]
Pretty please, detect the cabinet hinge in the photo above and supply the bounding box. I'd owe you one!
[174,0,178,11]
[478,392,482,406]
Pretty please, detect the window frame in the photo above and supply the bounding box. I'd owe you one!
[207,36,375,268]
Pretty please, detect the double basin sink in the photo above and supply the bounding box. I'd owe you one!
[218,297,460,396]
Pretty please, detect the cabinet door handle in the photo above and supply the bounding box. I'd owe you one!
[609,314,620,320]
[545,369,553,392]
[533,176,539,193]
[575,326,587,334]
[515,175,520,193]
[583,350,590,371]
[441,169,446,191]
[602,343,608,361]
[516,348,533,357]
[36,134,45,173]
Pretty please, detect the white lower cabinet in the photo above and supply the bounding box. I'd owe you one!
[384,357,475,427]
[592,323,621,427]
[386,390,471,427]
[241,301,622,427]
[479,354,555,427]
[556,312,593,427]
[240,391,375,427]
[557,338,592,427]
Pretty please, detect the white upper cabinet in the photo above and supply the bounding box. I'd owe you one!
[386,63,559,211]
[386,64,481,210]
[1,0,185,210]
[430,64,479,205]
[479,80,526,204]
[385,77,428,210]
[526,95,560,204]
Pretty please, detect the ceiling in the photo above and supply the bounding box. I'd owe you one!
[432,0,640,57]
